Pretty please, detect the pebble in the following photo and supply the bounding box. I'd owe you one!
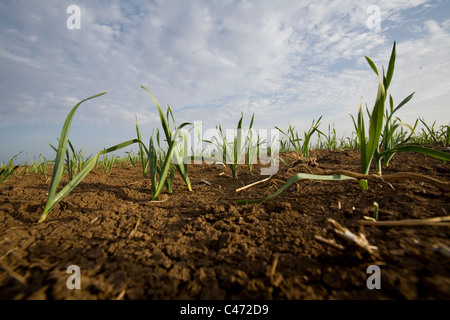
[214,162,225,170]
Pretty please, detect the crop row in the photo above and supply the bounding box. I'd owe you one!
[1,42,449,222]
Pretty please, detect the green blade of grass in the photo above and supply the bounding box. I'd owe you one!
[236,173,355,204]
[148,132,158,195]
[45,92,106,211]
[40,92,109,222]
[302,116,323,158]
[40,138,140,222]
[352,98,367,171]
[141,86,173,143]
[384,41,396,90]
[365,72,386,173]
[389,92,415,120]
[365,56,379,76]
[135,117,150,176]
[378,144,450,162]
[0,152,21,183]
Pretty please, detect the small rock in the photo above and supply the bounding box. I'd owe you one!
[214,162,225,170]
[443,147,450,153]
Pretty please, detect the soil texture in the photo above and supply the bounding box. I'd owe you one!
[1,149,449,300]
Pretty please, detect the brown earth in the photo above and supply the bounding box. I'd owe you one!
[0,149,449,300]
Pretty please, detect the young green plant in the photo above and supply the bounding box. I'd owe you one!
[101,154,116,174]
[137,122,175,197]
[439,124,450,147]
[276,116,323,158]
[352,42,450,188]
[125,150,139,168]
[247,131,266,173]
[418,118,439,144]
[350,42,392,190]
[27,154,47,175]
[373,106,450,170]
[49,139,86,180]
[302,117,323,158]
[0,153,21,183]
[374,93,416,174]
[236,173,355,204]
[205,112,254,179]
[40,93,140,222]
[140,86,193,199]
[320,123,339,150]
[275,123,301,154]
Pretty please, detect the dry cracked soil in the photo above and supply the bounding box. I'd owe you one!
[1,148,449,300]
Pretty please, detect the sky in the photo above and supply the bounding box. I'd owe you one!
[1,0,449,164]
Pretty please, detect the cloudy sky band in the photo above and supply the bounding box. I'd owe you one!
[0,0,449,163]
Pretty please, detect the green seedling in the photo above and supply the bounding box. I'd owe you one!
[418,118,439,144]
[248,132,267,173]
[363,202,380,222]
[0,152,21,183]
[377,143,450,164]
[205,112,255,179]
[373,202,379,221]
[246,119,257,173]
[236,173,355,204]
[341,132,359,150]
[49,139,87,180]
[125,150,138,168]
[276,116,323,158]
[275,123,302,154]
[135,116,149,177]
[21,162,30,175]
[439,124,450,147]
[302,117,324,158]
[351,42,392,190]
[140,86,193,199]
[321,123,338,150]
[102,154,116,174]
[351,42,450,190]
[27,154,45,174]
[375,92,416,174]
[40,93,140,222]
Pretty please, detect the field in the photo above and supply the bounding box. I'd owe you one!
[0,148,449,300]
[1,42,449,300]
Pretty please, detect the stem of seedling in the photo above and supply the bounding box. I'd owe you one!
[236,173,355,204]
[373,202,379,221]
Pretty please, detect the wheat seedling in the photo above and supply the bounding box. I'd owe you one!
[39,93,140,222]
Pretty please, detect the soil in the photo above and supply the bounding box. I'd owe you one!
[0,148,449,300]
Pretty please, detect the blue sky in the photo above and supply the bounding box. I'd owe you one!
[1,0,449,164]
